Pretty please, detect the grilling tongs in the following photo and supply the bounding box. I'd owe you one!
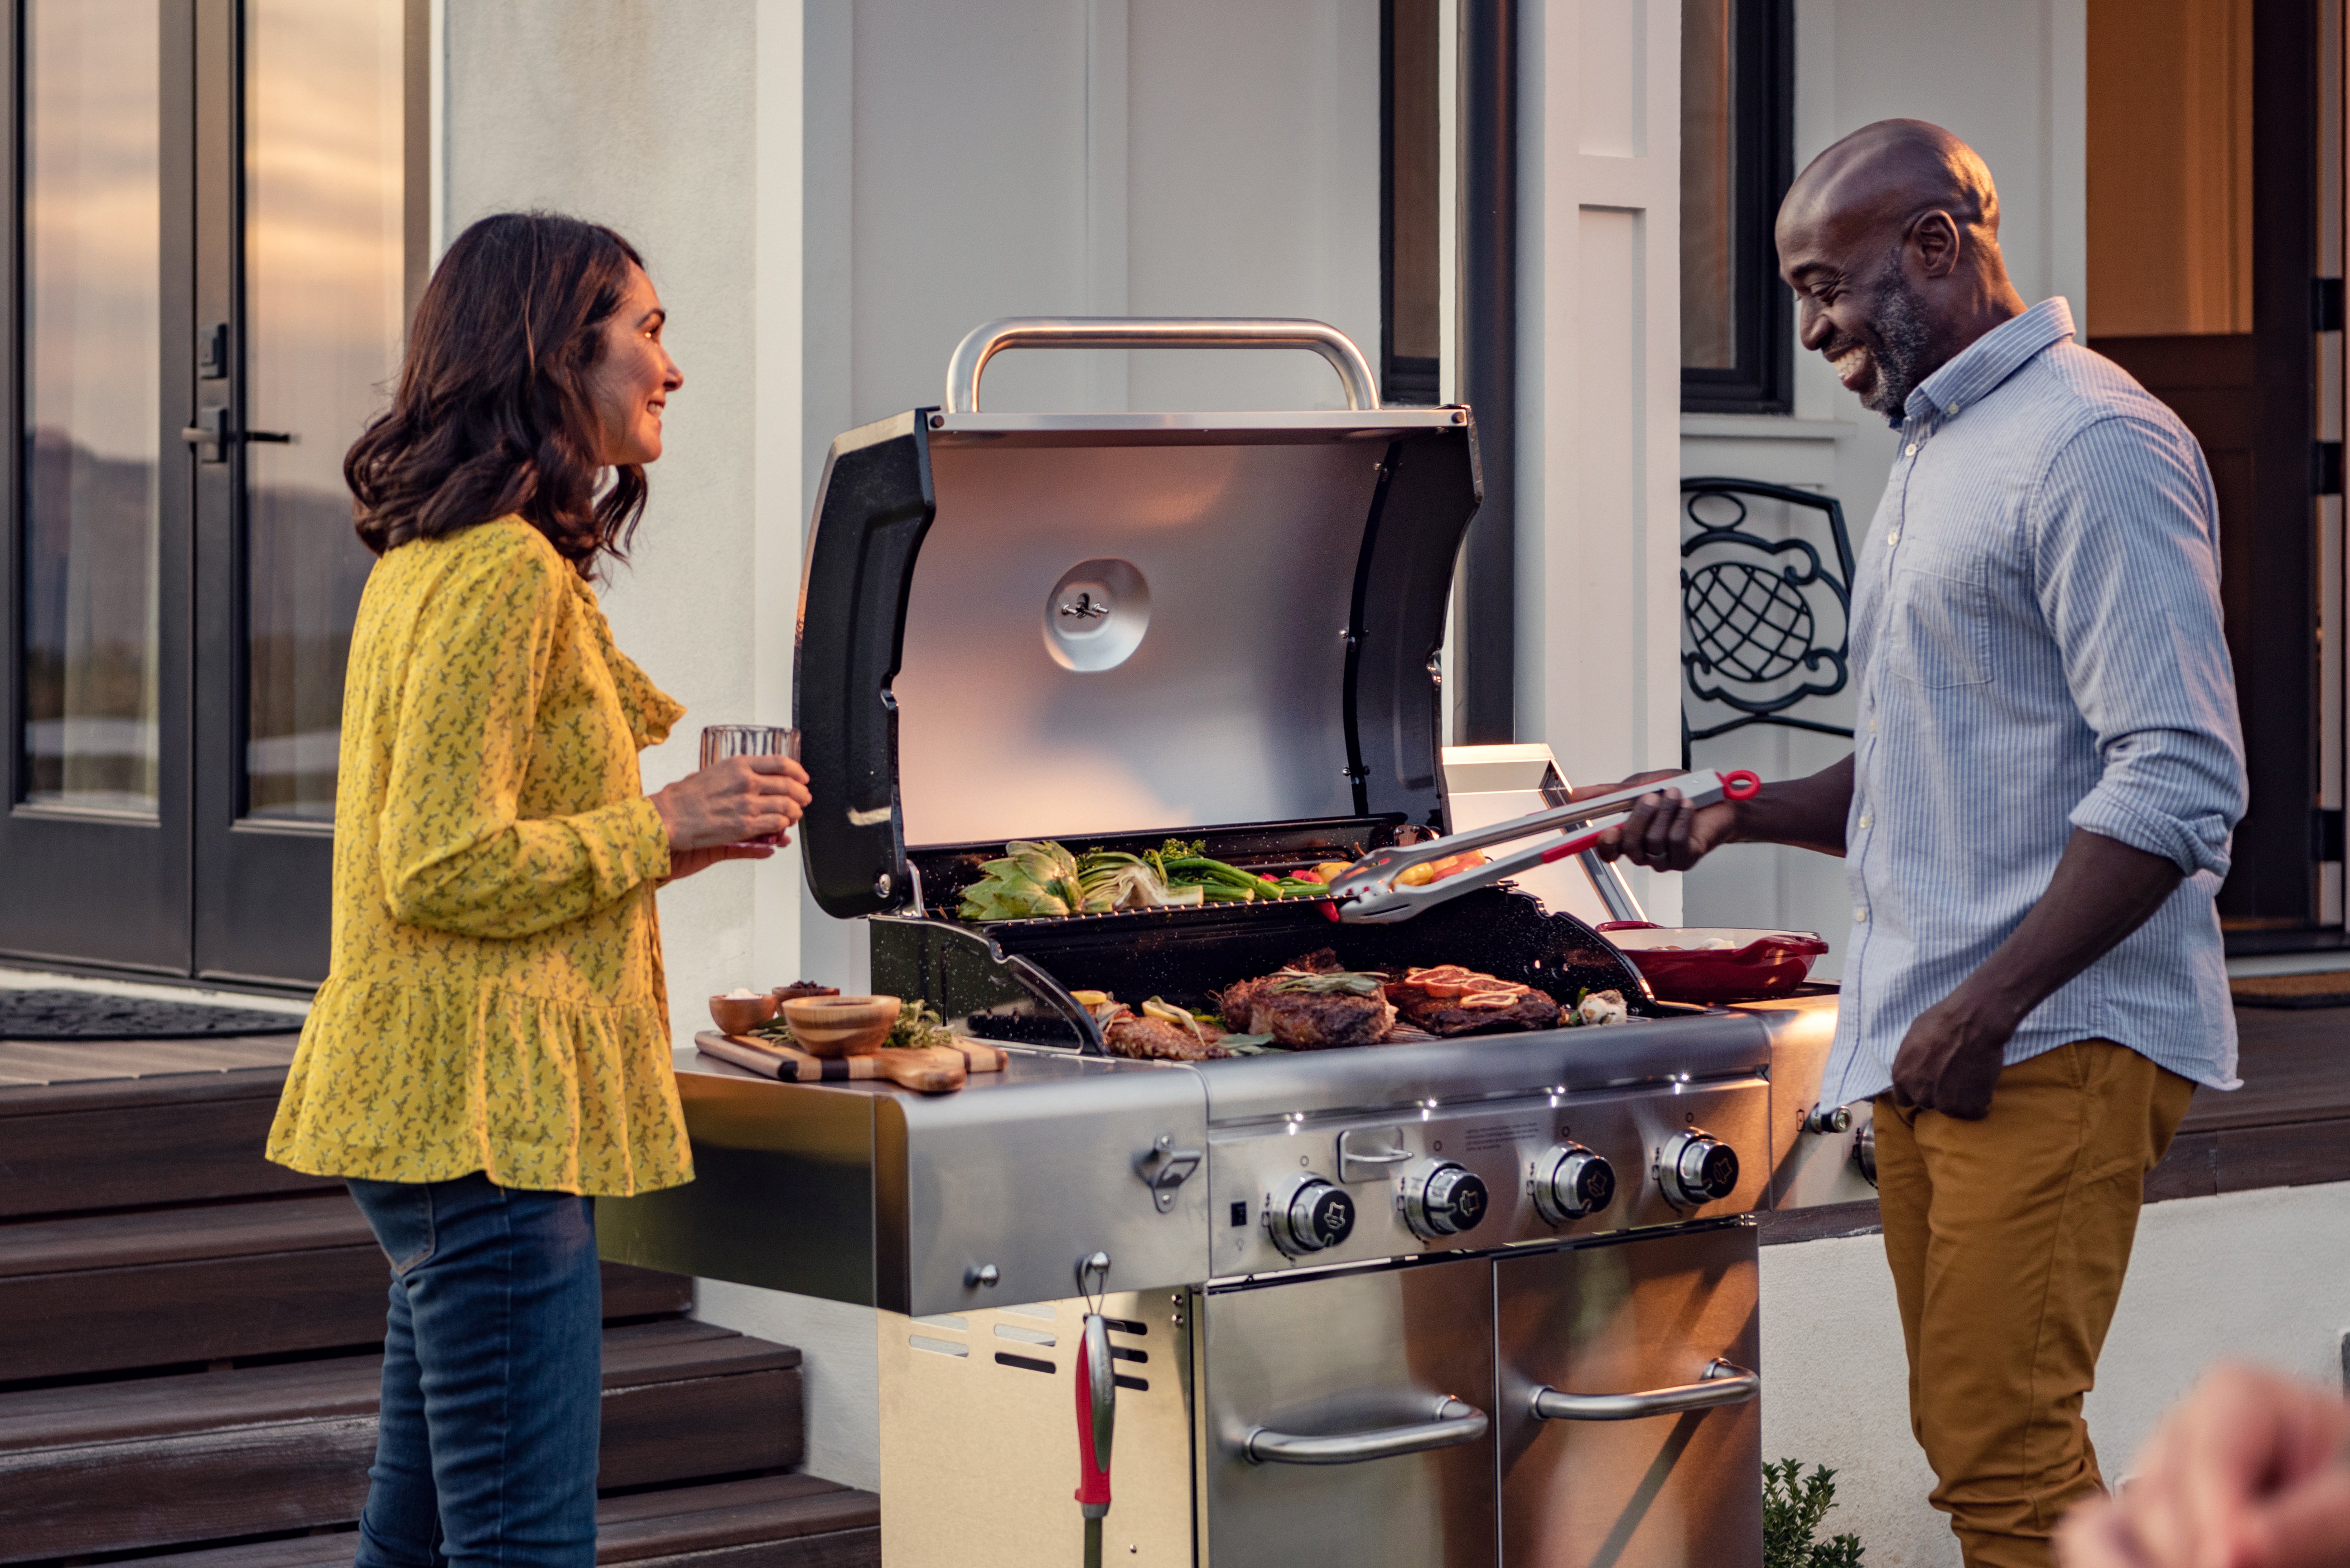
[1327,769,1761,923]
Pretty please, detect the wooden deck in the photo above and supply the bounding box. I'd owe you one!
[0,1028,879,1568]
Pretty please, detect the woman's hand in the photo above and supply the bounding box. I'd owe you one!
[650,755,811,880]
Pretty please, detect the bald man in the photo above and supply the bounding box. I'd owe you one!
[1599,122,2246,1568]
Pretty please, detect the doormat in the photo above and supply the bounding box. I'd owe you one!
[2230,971,2350,1010]
[0,989,305,1040]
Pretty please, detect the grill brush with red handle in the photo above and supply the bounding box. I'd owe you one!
[1074,1254,1115,1568]
[1328,769,1761,923]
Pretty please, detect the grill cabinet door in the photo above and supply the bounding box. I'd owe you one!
[1201,1255,1497,1568]
[1495,1223,1761,1568]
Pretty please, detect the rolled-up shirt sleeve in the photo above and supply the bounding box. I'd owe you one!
[2032,414,2246,879]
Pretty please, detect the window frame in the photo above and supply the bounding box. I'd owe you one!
[1681,0,1795,416]
[1380,0,1443,407]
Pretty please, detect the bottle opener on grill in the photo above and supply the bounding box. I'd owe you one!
[1328,769,1762,923]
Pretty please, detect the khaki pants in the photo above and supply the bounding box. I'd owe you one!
[1874,1040,2195,1568]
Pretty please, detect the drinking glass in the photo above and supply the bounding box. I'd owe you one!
[699,725,800,847]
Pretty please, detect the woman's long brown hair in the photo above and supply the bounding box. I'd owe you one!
[346,212,650,576]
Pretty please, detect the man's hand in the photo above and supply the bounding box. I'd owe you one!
[1587,771,1742,872]
[1582,755,1854,871]
[1903,828,2184,1121]
[1889,991,2016,1119]
[2056,1362,2350,1568]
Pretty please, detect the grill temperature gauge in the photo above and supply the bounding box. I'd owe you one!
[1531,1144,1617,1223]
[1400,1159,1490,1239]
[1265,1176,1356,1256]
[1659,1130,1741,1208]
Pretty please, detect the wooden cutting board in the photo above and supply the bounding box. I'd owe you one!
[694,1030,1004,1093]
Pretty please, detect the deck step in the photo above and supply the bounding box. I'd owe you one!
[0,1321,804,1564]
[108,1475,882,1568]
[0,1191,691,1381]
[107,1475,882,1568]
[0,1067,331,1220]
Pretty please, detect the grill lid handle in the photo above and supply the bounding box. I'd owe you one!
[943,317,1382,413]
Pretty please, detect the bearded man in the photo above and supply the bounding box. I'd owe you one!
[1598,120,2246,1568]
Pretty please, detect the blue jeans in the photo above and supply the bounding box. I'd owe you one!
[346,1174,603,1568]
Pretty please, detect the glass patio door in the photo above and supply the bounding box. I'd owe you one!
[0,0,410,986]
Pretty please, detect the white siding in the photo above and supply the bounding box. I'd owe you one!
[1519,0,1690,921]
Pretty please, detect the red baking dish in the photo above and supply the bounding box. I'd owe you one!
[1595,923,1830,1004]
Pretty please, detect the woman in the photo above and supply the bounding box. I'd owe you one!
[267,212,807,1568]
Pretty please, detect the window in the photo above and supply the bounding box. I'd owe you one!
[1382,0,1443,406]
[1680,0,1793,414]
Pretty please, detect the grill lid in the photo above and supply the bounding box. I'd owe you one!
[794,319,1482,919]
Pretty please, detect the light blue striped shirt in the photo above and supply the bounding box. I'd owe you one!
[1822,298,2246,1107]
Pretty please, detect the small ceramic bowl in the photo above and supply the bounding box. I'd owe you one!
[781,994,901,1058]
[709,993,780,1036]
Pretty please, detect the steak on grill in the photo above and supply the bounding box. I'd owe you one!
[1104,1013,1230,1061]
[1400,990,1560,1036]
[1220,951,1395,1049]
[1385,965,1561,1037]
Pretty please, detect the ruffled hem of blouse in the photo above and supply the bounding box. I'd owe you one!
[266,974,694,1198]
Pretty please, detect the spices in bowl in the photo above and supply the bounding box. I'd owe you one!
[709,987,781,1036]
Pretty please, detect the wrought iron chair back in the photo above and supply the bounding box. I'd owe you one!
[1679,476,1856,765]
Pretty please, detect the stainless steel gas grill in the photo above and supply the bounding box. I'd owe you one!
[602,321,1863,1568]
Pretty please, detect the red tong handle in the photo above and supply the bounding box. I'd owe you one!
[1074,1313,1113,1516]
[1534,769,1761,866]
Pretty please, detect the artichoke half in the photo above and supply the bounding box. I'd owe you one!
[958,840,1205,921]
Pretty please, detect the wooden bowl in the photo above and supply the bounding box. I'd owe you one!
[781,994,901,1058]
[709,993,780,1036]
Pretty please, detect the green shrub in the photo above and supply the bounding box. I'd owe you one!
[1763,1458,1865,1568]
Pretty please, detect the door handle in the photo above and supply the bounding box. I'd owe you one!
[1529,1357,1758,1422]
[180,407,294,459]
[1242,1395,1489,1465]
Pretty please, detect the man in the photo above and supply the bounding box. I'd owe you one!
[1598,120,2246,1568]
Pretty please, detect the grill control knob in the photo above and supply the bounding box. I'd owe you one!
[1265,1177,1356,1257]
[1401,1159,1490,1239]
[1659,1130,1741,1208]
[1531,1144,1617,1223]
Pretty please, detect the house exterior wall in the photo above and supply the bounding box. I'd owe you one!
[432,4,2344,1546]
[443,0,789,1041]
[1517,0,1694,924]
[1679,0,2090,974]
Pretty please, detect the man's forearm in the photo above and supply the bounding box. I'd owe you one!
[1729,754,1854,856]
[1951,827,2184,1032]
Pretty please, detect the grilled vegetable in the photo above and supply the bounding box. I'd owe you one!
[959,841,1210,920]
[1575,989,1630,1027]
[959,840,1091,920]
[1265,967,1387,997]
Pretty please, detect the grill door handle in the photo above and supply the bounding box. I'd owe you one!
[1242,1395,1488,1465]
[942,317,1381,413]
[1530,1358,1759,1422]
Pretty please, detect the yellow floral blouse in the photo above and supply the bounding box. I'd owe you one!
[268,516,692,1197]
